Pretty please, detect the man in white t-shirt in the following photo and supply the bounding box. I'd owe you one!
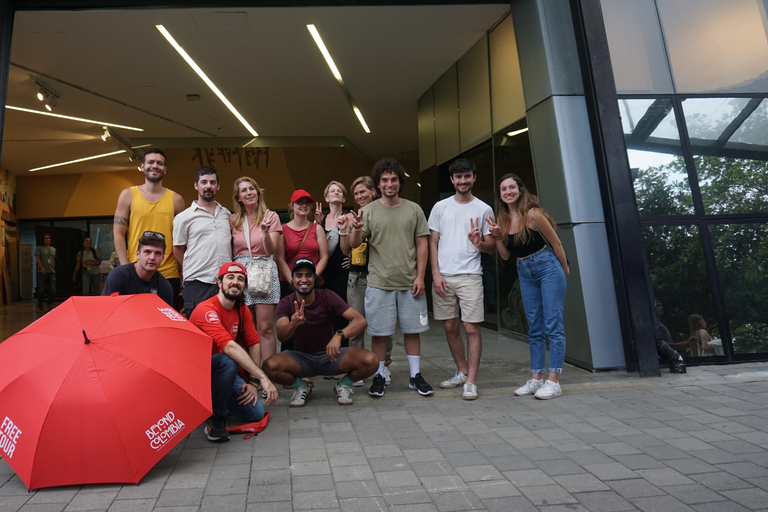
[428,159,495,400]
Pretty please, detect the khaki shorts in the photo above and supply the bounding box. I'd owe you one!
[432,274,484,323]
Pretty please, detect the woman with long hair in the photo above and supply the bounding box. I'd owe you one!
[671,314,714,356]
[231,177,282,361]
[487,173,569,400]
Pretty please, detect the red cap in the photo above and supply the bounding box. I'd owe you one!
[218,262,247,280]
[290,189,313,203]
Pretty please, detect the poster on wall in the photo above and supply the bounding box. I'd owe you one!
[20,243,33,300]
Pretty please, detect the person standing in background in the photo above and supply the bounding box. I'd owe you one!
[72,236,101,295]
[35,233,56,310]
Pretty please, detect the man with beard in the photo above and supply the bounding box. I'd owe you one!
[263,258,377,407]
[428,159,495,400]
[190,262,279,443]
[348,158,433,398]
[113,148,185,309]
[173,167,233,317]
[102,231,174,306]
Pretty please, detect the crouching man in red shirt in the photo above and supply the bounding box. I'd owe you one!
[190,262,278,442]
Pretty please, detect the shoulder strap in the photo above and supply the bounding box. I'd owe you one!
[529,208,553,250]
[287,223,313,262]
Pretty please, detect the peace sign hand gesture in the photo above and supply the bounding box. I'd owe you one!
[350,209,364,230]
[485,216,501,240]
[260,209,273,232]
[314,202,324,224]
[467,217,481,246]
[291,300,306,327]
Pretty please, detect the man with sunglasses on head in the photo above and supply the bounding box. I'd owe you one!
[113,148,185,309]
[102,231,174,306]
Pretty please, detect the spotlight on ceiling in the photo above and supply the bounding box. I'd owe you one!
[101,127,111,142]
[32,77,60,112]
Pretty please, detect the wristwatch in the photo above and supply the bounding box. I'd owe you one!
[335,329,346,341]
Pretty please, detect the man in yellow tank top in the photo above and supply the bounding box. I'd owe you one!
[113,148,186,309]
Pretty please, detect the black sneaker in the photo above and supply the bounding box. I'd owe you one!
[409,373,434,396]
[369,374,386,397]
[205,416,230,443]
[669,355,687,374]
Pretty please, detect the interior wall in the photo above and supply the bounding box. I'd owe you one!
[15,146,421,219]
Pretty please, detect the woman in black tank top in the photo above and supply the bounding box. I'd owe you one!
[486,173,569,400]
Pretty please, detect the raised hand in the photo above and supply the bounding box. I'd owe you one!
[260,209,273,232]
[468,217,481,246]
[350,209,364,230]
[486,216,501,239]
[337,214,349,231]
[291,300,306,327]
[314,202,324,224]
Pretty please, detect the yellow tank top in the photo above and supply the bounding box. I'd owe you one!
[127,186,179,279]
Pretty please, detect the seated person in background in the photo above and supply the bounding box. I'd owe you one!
[102,231,173,306]
[670,313,715,356]
[654,299,686,373]
[189,262,279,443]
[108,251,120,269]
[263,258,378,407]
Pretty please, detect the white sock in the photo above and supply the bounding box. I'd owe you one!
[407,355,420,378]
[376,361,386,377]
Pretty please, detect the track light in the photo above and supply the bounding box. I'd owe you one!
[32,77,60,112]
[101,127,111,142]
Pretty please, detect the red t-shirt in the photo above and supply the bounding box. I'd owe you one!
[190,295,260,355]
[281,223,322,284]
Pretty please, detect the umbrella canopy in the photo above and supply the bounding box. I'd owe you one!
[0,294,213,489]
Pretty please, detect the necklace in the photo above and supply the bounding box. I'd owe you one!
[510,211,518,216]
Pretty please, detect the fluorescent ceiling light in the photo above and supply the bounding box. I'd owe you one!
[156,24,258,137]
[29,149,127,172]
[506,127,529,137]
[307,24,371,134]
[352,107,371,134]
[5,105,144,131]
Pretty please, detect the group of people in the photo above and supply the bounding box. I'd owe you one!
[98,147,572,443]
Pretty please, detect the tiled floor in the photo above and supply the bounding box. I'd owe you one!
[2,300,768,511]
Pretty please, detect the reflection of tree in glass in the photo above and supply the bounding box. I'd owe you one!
[633,157,693,216]
[694,156,768,214]
[642,225,717,345]
[710,224,768,354]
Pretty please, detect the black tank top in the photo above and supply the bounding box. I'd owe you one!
[505,230,547,258]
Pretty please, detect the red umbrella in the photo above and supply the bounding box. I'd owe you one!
[0,294,213,490]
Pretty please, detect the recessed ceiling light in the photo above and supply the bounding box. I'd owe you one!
[156,24,258,137]
[29,150,127,172]
[307,24,371,134]
[5,105,144,131]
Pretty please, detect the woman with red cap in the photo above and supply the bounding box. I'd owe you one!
[276,189,328,299]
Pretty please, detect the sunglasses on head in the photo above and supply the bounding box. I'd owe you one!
[143,231,165,240]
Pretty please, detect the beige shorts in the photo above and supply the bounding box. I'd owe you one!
[432,274,484,323]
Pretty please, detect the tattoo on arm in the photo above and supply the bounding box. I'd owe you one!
[114,216,129,226]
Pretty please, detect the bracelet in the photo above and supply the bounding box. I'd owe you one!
[493,234,501,240]
[354,228,362,232]
[339,231,350,236]
[473,241,481,247]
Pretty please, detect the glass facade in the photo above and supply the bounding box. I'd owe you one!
[607,0,768,362]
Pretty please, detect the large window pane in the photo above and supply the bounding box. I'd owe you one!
[620,99,694,215]
[710,223,768,355]
[657,0,768,93]
[681,98,768,215]
[643,225,720,358]
[602,0,674,93]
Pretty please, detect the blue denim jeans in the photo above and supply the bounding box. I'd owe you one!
[516,247,567,374]
[211,353,265,422]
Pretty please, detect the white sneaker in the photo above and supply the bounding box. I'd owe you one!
[382,366,392,386]
[514,378,543,396]
[440,371,467,389]
[335,385,354,405]
[534,380,562,400]
[462,382,478,400]
[352,380,364,387]
[290,385,312,407]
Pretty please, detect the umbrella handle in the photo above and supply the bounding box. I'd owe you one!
[82,330,91,345]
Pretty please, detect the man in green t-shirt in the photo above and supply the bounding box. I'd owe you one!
[349,158,433,398]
